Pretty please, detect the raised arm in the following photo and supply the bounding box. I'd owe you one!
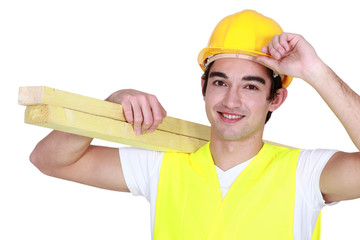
[257,33,360,202]
[30,89,166,192]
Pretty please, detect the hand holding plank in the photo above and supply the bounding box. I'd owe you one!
[106,89,167,135]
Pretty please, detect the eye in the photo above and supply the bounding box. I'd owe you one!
[245,84,258,90]
[213,80,227,87]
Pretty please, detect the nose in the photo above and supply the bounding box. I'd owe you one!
[222,87,242,109]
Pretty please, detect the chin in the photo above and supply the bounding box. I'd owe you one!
[213,124,262,142]
[215,129,249,142]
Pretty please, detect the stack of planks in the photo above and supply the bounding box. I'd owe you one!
[18,86,210,153]
[18,86,293,153]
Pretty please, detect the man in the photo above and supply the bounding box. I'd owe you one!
[30,10,360,239]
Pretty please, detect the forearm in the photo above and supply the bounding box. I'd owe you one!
[30,130,93,172]
[307,62,360,150]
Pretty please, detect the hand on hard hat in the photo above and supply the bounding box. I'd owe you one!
[257,32,325,85]
[106,89,167,135]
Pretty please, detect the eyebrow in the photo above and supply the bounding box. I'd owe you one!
[209,71,266,85]
[209,71,228,79]
[242,76,266,85]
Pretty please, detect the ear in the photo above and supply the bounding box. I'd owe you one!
[269,88,288,112]
[201,75,206,100]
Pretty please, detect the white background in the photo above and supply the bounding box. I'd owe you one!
[1,0,360,239]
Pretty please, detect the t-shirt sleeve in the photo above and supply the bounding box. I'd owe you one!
[297,149,338,210]
[119,147,164,201]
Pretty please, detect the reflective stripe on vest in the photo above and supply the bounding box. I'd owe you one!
[154,142,321,239]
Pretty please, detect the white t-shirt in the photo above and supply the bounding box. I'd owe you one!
[119,147,337,240]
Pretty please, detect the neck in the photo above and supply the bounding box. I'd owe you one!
[210,132,264,171]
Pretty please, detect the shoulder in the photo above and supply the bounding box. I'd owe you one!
[119,147,165,198]
[163,143,210,163]
[298,149,338,170]
[261,144,301,163]
[162,151,193,169]
[297,148,338,184]
[119,147,165,169]
[296,148,338,208]
[119,147,165,177]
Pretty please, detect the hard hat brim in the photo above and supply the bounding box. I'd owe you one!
[198,47,293,88]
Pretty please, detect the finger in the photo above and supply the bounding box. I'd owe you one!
[256,55,280,74]
[147,95,167,133]
[279,33,290,52]
[268,40,281,60]
[121,97,134,124]
[270,35,288,59]
[138,96,154,134]
[261,46,270,55]
[129,98,143,135]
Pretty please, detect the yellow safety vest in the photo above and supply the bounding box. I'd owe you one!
[154,142,321,239]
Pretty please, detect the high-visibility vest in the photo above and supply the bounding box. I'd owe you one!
[154,142,321,239]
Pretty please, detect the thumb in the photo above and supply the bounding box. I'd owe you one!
[256,55,280,74]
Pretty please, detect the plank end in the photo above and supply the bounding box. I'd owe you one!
[18,86,45,105]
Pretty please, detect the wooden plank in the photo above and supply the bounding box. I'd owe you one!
[18,86,210,141]
[25,105,208,153]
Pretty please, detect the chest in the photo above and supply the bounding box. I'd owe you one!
[154,144,300,239]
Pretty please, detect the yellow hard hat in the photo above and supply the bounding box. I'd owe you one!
[197,10,293,88]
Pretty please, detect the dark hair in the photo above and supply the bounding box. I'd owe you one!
[201,61,282,124]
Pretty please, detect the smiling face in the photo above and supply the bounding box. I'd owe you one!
[202,58,285,142]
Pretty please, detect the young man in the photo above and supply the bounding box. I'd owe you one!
[30,10,360,239]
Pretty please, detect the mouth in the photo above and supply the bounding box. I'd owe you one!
[218,112,245,121]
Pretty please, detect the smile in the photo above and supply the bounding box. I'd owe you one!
[219,112,244,120]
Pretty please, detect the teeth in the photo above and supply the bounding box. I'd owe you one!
[222,113,243,119]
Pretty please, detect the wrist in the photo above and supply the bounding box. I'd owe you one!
[302,59,331,88]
